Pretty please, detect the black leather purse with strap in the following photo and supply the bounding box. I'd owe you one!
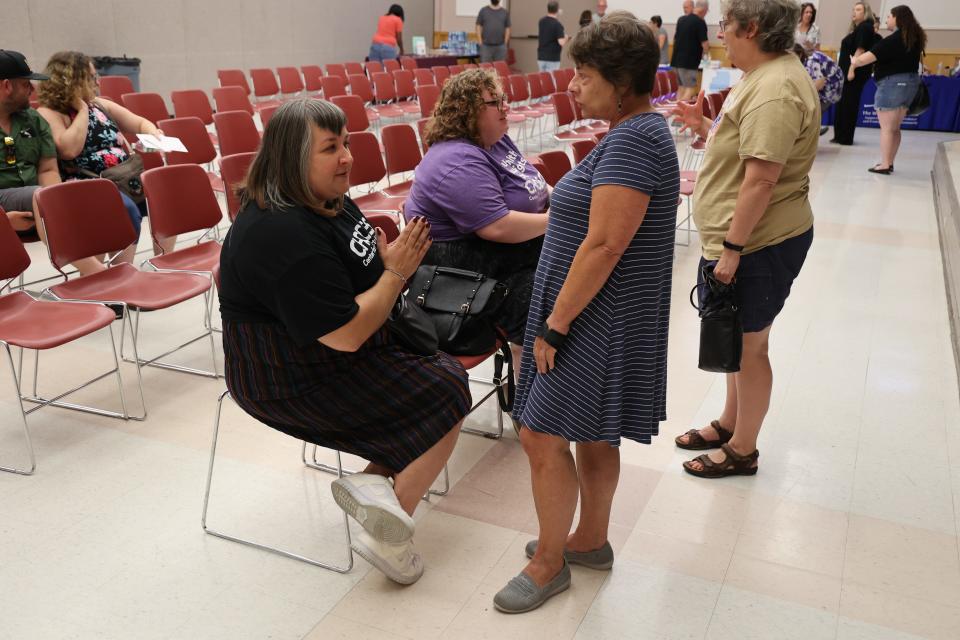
[408,265,508,356]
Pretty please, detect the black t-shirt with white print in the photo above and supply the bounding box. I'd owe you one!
[219,196,383,347]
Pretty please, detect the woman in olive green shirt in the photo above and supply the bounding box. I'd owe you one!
[671,0,818,478]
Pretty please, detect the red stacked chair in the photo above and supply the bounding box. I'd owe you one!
[383,59,402,73]
[249,68,283,108]
[301,65,324,96]
[218,69,251,95]
[157,117,223,192]
[346,131,405,218]
[220,152,257,222]
[212,86,255,116]
[213,111,261,156]
[380,123,421,196]
[277,67,305,97]
[98,75,134,103]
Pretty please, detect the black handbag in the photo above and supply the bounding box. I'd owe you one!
[690,264,742,373]
[408,265,508,356]
[387,293,439,356]
[907,78,930,117]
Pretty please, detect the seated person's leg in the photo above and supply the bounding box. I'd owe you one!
[1,186,39,235]
[113,192,144,265]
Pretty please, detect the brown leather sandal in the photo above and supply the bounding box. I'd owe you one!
[674,420,733,450]
[683,443,759,478]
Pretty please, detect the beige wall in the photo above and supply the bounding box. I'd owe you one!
[10,0,434,112]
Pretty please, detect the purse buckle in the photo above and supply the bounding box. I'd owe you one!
[416,294,426,306]
[460,302,470,313]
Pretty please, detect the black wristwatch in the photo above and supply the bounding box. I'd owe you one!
[722,239,745,253]
[538,322,567,349]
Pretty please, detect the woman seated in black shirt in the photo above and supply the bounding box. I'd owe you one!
[218,98,471,586]
[849,4,926,174]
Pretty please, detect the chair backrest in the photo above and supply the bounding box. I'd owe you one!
[35,180,136,271]
[416,84,441,118]
[371,72,397,102]
[592,131,606,143]
[463,63,478,70]
[365,61,384,76]
[331,95,370,132]
[344,61,364,77]
[551,92,576,127]
[399,56,417,71]
[213,110,261,156]
[572,96,584,121]
[212,86,255,115]
[301,65,324,92]
[381,123,421,176]
[432,66,450,87]
[0,211,31,281]
[141,151,165,170]
[121,92,169,125]
[550,69,566,92]
[392,70,416,101]
[479,62,494,71]
[526,73,544,100]
[383,58,401,73]
[320,75,348,100]
[142,164,223,241]
[171,89,214,124]
[534,150,572,187]
[259,104,280,128]
[492,61,510,78]
[508,75,529,103]
[218,69,251,95]
[708,92,724,119]
[325,63,348,82]
[413,68,434,87]
[666,69,679,93]
[346,131,387,187]
[416,117,431,151]
[365,212,399,242]
[220,152,257,222]
[571,138,596,164]
[348,75,375,103]
[562,68,575,87]
[157,117,217,165]
[540,71,557,95]
[249,68,280,98]
[98,75,135,103]
[277,66,305,94]
[448,64,464,75]
[701,94,715,120]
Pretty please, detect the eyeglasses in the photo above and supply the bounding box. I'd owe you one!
[483,95,508,112]
[4,136,15,166]
[718,19,727,31]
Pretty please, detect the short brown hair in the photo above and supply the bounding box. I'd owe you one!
[568,11,659,96]
[423,69,502,148]
[38,51,96,113]
[239,98,347,216]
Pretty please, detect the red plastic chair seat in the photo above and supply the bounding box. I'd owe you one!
[382,180,413,197]
[455,351,495,370]
[0,292,115,350]
[48,263,210,311]
[353,192,405,215]
[148,241,221,273]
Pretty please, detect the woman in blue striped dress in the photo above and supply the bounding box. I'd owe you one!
[493,12,679,614]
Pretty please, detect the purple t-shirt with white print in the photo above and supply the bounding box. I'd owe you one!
[403,135,548,241]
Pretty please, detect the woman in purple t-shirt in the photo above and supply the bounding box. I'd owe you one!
[404,69,550,364]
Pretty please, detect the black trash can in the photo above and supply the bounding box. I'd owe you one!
[93,56,141,91]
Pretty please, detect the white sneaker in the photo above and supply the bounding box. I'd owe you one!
[351,530,424,585]
[331,473,415,543]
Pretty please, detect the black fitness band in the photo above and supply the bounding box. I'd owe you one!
[538,322,567,349]
[722,239,745,253]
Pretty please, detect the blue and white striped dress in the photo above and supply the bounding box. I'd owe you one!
[513,113,680,445]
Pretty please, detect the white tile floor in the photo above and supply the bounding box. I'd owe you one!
[1,126,959,639]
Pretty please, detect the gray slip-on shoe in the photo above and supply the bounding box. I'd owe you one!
[524,539,614,570]
[493,561,572,614]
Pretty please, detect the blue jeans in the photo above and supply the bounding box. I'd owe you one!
[369,43,399,63]
[538,60,561,72]
[120,191,144,238]
[874,72,920,111]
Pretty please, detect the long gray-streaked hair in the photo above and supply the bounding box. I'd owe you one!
[239,98,348,216]
[721,0,800,52]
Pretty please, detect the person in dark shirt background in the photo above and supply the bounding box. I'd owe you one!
[849,4,926,174]
[671,0,710,101]
[831,1,878,145]
[538,2,568,72]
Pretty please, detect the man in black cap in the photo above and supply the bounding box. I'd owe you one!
[0,49,59,241]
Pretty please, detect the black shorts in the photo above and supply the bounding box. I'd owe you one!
[699,227,813,333]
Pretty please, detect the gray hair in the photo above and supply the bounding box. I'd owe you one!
[721,0,799,52]
[240,98,347,216]
[695,0,709,9]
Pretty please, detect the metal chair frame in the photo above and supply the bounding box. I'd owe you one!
[201,390,354,572]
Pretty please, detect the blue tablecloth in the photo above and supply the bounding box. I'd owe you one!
[822,75,960,132]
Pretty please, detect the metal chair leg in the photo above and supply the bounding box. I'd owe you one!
[461,373,506,439]
[1,342,36,476]
[121,306,219,379]
[201,390,354,573]
[301,442,449,499]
